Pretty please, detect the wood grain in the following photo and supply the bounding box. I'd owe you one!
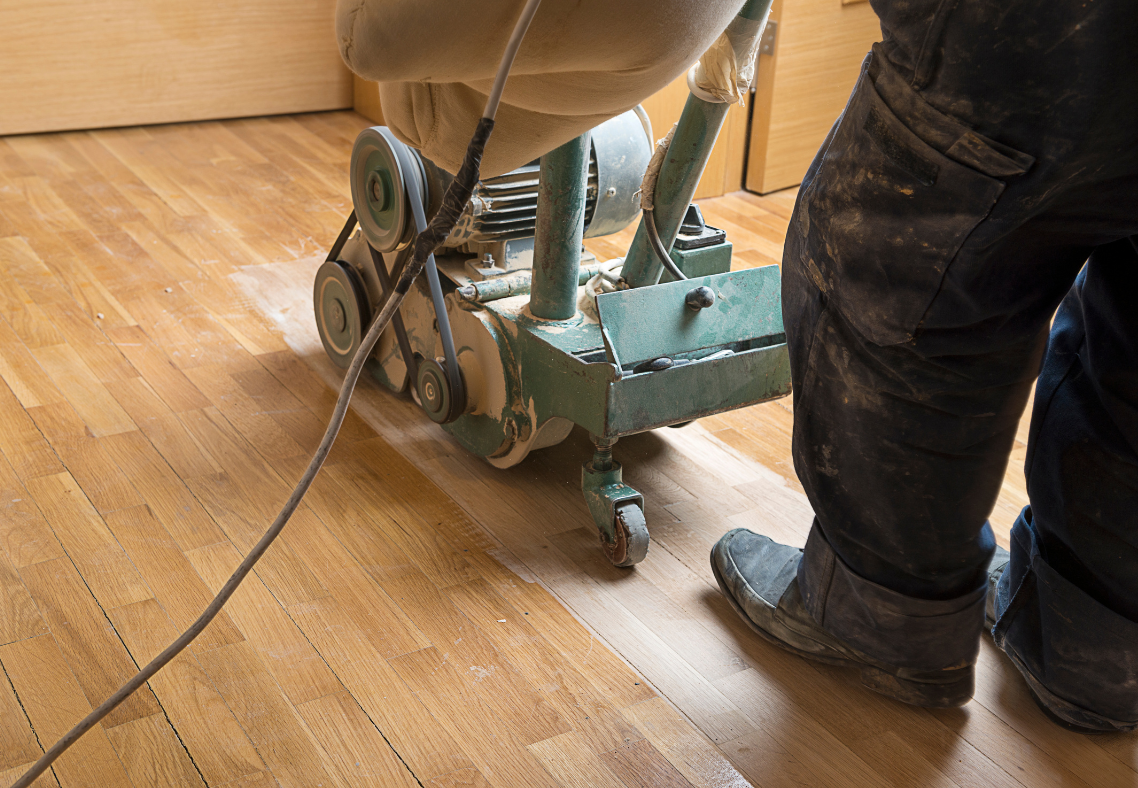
[0,1,352,136]
[0,110,1084,788]
[746,0,882,193]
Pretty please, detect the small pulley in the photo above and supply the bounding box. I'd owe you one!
[314,260,370,368]
[416,357,465,424]
[350,127,428,253]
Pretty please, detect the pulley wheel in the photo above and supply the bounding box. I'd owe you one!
[350,127,426,253]
[416,357,464,424]
[314,260,371,369]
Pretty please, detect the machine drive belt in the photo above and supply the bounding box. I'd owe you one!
[326,210,359,263]
[368,242,419,386]
[382,128,466,410]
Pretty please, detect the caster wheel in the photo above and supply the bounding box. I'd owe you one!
[602,502,649,567]
[314,260,371,369]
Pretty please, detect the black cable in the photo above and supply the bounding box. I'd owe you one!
[8,0,540,782]
[643,208,688,281]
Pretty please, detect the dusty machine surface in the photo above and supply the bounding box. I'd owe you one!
[314,4,788,566]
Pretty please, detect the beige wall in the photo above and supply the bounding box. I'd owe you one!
[0,0,352,136]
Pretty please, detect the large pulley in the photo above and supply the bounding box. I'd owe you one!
[350,127,428,253]
[313,260,370,369]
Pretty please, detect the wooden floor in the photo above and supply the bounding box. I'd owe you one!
[0,111,1132,788]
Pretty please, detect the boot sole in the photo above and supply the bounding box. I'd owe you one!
[711,558,973,708]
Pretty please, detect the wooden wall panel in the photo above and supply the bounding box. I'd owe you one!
[0,0,352,136]
[352,76,384,127]
[746,0,881,194]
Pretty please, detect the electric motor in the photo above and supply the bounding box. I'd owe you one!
[349,108,653,258]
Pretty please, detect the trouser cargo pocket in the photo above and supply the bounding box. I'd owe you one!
[795,57,1026,346]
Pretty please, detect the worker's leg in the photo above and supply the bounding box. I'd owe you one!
[780,44,1091,679]
[991,239,1138,731]
[715,0,1138,709]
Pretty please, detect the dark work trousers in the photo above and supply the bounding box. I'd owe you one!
[784,0,1138,726]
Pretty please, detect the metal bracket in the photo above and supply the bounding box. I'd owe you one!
[582,460,643,544]
[759,20,778,57]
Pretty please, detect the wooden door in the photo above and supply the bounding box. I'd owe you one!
[746,0,881,194]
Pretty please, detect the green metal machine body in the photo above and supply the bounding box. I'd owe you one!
[316,0,785,566]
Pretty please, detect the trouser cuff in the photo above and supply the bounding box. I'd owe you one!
[993,508,1138,729]
[798,523,987,671]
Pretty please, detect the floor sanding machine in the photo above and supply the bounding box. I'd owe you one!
[10,2,784,782]
[313,0,790,567]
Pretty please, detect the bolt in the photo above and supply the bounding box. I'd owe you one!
[368,173,388,211]
[592,436,617,471]
[685,285,716,311]
[330,299,347,332]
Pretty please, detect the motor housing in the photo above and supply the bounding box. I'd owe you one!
[349,108,653,271]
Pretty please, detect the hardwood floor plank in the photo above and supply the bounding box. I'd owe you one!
[380,567,573,747]
[195,641,341,788]
[0,761,58,788]
[187,541,342,706]
[275,507,429,660]
[0,657,43,771]
[601,738,697,788]
[0,635,132,787]
[104,324,211,413]
[27,402,144,514]
[0,461,63,576]
[104,713,206,788]
[528,731,627,788]
[287,595,475,781]
[29,345,135,438]
[24,472,151,609]
[19,557,158,728]
[0,317,64,410]
[446,576,645,754]
[0,551,48,646]
[108,599,264,786]
[0,378,63,484]
[546,572,755,745]
[461,549,657,710]
[99,429,229,551]
[621,697,755,788]
[104,505,244,651]
[389,646,564,788]
[294,691,421,788]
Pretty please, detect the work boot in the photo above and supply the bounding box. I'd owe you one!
[711,528,981,708]
[986,554,1119,734]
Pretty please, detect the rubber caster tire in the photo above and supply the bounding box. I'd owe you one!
[602,502,649,567]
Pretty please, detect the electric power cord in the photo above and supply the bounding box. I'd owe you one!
[8,1,541,785]
[643,207,688,281]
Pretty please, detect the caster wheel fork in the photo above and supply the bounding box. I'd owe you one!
[582,437,649,567]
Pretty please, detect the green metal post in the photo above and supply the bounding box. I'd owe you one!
[529,133,591,320]
[620,0,772,289]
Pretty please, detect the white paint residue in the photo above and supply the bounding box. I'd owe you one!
[469,665,495,681]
